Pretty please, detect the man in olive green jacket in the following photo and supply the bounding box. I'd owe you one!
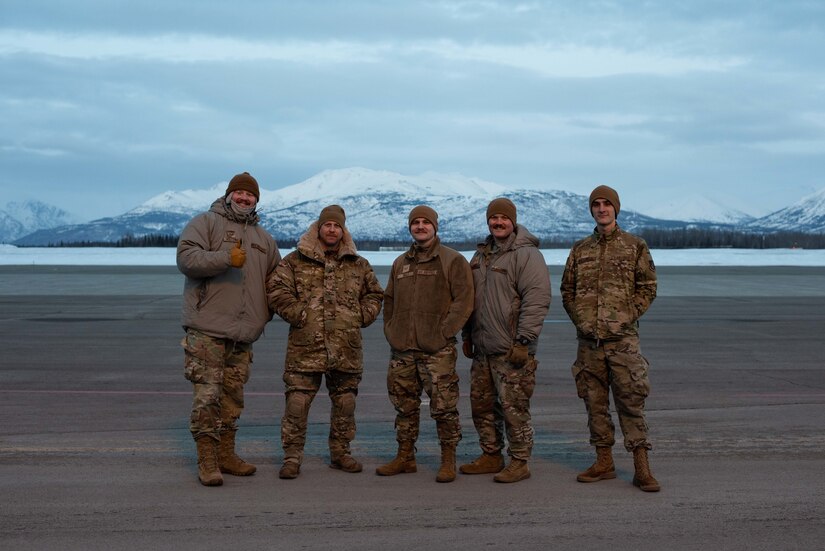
[177,172,281,486]
[267,205,383,479]
[561,185,660,492]
[377,205,474,483]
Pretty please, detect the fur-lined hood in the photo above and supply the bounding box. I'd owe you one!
[296,221,358,263]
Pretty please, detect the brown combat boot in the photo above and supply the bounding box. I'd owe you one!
[217,430,256,476]
[279,461,300,479]
[576,446,616,483]
[330,454,363,473]
[493,459,530,483]
[459,452,505,475]
[632,447,661,492]
[375,441,416,476]
[436,444,457,483]
[195,437,223,486]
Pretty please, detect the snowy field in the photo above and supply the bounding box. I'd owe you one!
[2,244,824,266]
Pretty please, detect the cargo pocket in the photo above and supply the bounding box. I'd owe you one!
[628,357,651,398]
[387,358,418,412]
[181,332,223,384]
[571,360,588,399]
[431,372,460,415]
[517,358,537,400]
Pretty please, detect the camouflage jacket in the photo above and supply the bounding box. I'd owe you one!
[560,225,657,341]
[383,237,474,353]
[177,198,280,343]
[462,225,551,355]
[266,222,383,373]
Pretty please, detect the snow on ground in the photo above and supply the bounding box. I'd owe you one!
[2,244,824,266]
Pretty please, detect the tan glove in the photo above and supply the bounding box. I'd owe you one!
[229,240,246,268]
[504,342,529,368]
[462,338,474,359]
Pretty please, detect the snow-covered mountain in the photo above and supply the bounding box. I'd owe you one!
[635,192,755,225]
[9,168,825,246]
[0,201,79,243]
[746,187,825,233]
[13,168,673,245]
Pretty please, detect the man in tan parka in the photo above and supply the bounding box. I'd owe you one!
[561,185,660,492]
[460,198,551,483]
[267,205,383,479]
[377,205,474,483]
[177,172,281,486]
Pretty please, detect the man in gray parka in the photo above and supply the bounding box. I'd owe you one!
[460,198,551,483]
[177,172,281,486]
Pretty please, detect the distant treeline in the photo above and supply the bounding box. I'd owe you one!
[33,228,825,249]
[43,234,180,248]
[636,228,825,249]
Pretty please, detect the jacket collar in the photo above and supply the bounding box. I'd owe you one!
[405,235,442,262]
[478,224,539,254]
[210,197,260,225]
[591,224,622,244]
[296,221,358,263]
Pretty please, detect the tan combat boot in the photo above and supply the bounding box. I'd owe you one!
[493,459,530,483]
[576,446,616,483]
[330,454,363,473]
[375,441,416,476]
[279,461,300,479]
[195,437,223,486]
[217,430,256,476]
[436,444,457,483]
[459,452,505,475]
[632,447,661,492]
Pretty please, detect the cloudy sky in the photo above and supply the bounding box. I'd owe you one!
[2,1,824,221]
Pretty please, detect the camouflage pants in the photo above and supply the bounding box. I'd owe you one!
[386,343,461,446]
[469,353,537,461]
[282,370,362,464]
[182,329,252,442]
[572,336,652,452]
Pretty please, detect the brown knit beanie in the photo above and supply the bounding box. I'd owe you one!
[408,205,439,232]
[589,185,621,216]
[318,204,346,227]
[486,197,517,224]
[225,172,260,201]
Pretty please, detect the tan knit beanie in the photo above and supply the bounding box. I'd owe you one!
[318,204,346,227]
[589,185,621,216]
[408,205,439,232]
[486,197,517,224]
[225,172,260,201]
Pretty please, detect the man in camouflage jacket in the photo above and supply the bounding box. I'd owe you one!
[459,197,551,484]
[560,185,661,492]
[267,205,383,479]
[376,205,474,483]
[177,172,281,486]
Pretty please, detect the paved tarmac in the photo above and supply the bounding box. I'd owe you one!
[1,265,824,550]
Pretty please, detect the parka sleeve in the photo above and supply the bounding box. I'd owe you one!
[383,261,396,325]
[359,261,384,328]
[266,257,306,327]
[632,240,657,319]
[442,254,474,338]
[515,247,552,341]
[176,214,232,278]
[560,248,577,322]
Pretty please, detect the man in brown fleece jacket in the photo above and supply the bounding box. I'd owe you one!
[377,205,474,483]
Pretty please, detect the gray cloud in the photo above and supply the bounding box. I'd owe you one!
[1,0,824,220]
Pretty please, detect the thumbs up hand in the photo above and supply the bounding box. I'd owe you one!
[229,240,246,268]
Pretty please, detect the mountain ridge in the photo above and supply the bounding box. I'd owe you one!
[7,168,825,245]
